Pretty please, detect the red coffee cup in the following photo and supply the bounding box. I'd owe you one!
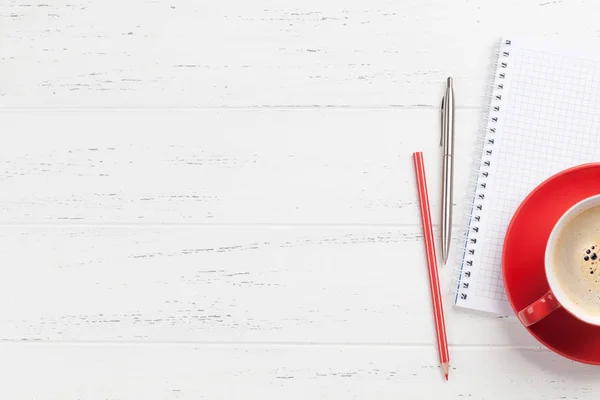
[518,194,600,327]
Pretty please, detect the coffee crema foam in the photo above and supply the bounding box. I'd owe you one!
[553,206,600,316]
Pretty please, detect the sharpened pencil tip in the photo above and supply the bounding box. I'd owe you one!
[441,362,449,381]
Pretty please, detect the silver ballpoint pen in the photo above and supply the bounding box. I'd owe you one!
[440,77,455,264]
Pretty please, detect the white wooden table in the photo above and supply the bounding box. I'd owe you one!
[2,1,600,398]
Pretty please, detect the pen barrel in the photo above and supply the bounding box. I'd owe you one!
[442,88,455,156]
[441,154,454,261]
[441,79,455,263]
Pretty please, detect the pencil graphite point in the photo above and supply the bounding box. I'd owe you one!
[441,362,449,381]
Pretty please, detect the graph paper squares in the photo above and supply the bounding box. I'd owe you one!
[460,39,600,311]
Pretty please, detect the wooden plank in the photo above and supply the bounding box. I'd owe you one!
[0,343,596,399]
[0,226,534,345]
[0,109,478,224]
[2,0,600,108]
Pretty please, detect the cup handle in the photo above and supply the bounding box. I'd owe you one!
[517,290,562,327]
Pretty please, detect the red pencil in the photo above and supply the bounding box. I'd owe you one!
[413,151,450,381]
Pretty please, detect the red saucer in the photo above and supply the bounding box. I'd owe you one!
[503,163,600,365]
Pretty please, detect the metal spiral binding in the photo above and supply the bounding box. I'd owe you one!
[450,38,512,298]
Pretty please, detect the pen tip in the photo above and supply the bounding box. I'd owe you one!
[445,373,449,381]
[447,77,453,87]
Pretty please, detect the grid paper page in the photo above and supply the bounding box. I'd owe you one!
[456,37,600,314]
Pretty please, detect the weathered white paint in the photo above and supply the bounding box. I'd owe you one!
[0,226,536,345]
[0,110,478,224]
[0,343,598,399]
[2,0,600,108]
[2,0,599,398]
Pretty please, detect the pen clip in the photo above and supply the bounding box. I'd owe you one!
[440,96,445,147]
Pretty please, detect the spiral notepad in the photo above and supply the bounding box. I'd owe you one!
[454,37,600,314]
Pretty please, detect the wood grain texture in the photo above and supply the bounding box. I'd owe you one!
[0,226,535,345]
[3,0,600,108]
[0,343,597,400]
[0,109,478,224]
[2,0,598,396]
